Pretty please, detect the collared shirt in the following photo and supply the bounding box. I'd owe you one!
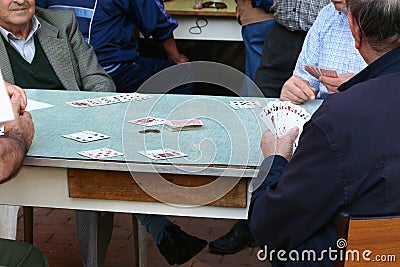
[293,3,367,98]
[0,16,41,64]
[271,0,330,32]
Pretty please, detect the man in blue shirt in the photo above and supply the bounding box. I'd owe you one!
[249,0,400,266]
[280,0,367,104]
[36,0,192,94]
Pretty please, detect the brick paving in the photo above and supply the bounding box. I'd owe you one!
[16,208,270,267]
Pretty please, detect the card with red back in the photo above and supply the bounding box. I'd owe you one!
[164,119,203,131]
[319,68,339,78]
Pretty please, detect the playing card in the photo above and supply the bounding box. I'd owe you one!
[128,117,166,126]
[305,65,338,78]
[67,93,153,107]
[0,126,4,136]
[164,119,203,131]
[304,65,321,79]
[260,100,311,149]
[78,148,123,159]
[138,148,187,160]
[62,131,110,143]
[25,99,54,112]
[67,99,91,108]
[229,100,262,109]
[319,68,339,78]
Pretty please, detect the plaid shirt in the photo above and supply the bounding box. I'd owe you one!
[271,0,331,31]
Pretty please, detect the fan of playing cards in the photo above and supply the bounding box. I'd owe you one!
[260,100,311,148]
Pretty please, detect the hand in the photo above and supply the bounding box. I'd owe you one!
[4,82,27,114]
[261,127,299,161]
[168,52,189,64]
[280,75,317,104]
[4,94,35,150]
[319,72,356,93]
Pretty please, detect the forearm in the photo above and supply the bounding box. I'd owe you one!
[162,36,182,62]
[0,137,29,183]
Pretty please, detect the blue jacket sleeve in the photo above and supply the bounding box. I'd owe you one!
[131,0,178,41]
[248,119,345,250]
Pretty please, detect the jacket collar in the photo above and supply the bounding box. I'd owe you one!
[338,47,400,92]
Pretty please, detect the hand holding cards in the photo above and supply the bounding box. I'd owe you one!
[305,65,338,79]
[260,100,311,148]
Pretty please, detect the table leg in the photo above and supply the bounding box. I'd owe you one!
[131,215,148,267]
[0,205,20,240]
[23,206,33,244]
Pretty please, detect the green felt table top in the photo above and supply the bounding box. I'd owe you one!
[25,89,322,173]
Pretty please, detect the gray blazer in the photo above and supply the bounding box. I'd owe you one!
[0,7,116,92]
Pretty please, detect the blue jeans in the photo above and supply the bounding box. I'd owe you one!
[242,19,275,80]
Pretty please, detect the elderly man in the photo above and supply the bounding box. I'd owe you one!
[280,0,367,104]
[0,82,48,266]
[0,1,206,266]
[249,0,400,266]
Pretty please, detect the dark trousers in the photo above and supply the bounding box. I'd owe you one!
[109,56,194,94]
[254,23,307,98]
[0,238,49,267]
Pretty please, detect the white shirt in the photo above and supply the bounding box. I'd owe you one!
[0,16,41,64]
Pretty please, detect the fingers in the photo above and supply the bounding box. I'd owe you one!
[319,72,355,94]
[280,76,317,104]
[5,82,27,113]
[284,126,300,142]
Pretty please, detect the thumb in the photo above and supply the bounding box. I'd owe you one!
[10,94,21,117]
[286,126,300,141]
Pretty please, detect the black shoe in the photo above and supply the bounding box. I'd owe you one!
[209,220,256,254]
[157,224,207,265]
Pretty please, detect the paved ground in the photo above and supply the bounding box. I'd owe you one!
[16,208,271,267]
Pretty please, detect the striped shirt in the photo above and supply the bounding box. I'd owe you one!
[293,3,367,98]
[0,16,41,64]
[271,0,330,32]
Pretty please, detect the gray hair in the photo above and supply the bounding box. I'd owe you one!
[347,0,400,52]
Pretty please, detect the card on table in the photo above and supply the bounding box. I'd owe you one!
[128,117,166,126]
[138,148,187,160]
[25,99,54,112]
[164,119,203,131]
[229,100,262,109]
[62,131,110,143]
[77,148,123,159]
[67,99,91,108]
[67,93,154,108]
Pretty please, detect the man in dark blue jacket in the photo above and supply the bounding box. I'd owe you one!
[249,0,400,266]
[36,0,192,94]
